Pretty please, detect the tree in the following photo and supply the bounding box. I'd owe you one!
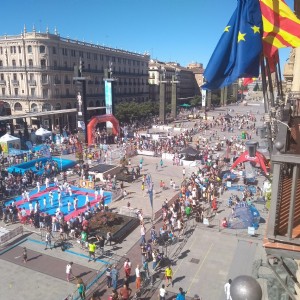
[115,101,159,123]
[190,95,202,107]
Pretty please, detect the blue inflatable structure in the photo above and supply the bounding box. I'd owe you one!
[7,157,76,175]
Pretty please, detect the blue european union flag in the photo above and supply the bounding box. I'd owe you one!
[202,0,262,90]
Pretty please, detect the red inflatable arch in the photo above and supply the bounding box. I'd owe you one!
[87,114,120,145]
[231,150,268,174]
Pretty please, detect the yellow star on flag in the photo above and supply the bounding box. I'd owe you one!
[224,26,231,32]
[251,25,260,34]
[238,31,246,42]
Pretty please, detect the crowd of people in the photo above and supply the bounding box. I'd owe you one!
[0,107,267,300]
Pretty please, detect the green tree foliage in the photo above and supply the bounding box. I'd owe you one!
[115,101,159,123]
[190,95,202,107]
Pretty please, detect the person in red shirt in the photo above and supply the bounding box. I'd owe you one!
[212,198,218,214]
[119,283,132,300]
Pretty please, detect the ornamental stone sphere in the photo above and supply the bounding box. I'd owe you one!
[230,275,262,300]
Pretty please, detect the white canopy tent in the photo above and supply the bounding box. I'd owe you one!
[35,127,52,140]
[0,133,21,153]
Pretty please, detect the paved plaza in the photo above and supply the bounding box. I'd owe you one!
[0,101,270,300]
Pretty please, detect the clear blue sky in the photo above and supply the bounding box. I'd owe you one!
[0,0,295,70]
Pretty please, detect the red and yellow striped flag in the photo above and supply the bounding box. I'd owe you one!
[260,0,300,57]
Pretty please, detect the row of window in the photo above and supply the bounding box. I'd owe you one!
[9,96,149,112]
[0,59,146,75]
[0,45,147,67]
[1,85,146,98]
[0,72,147,85]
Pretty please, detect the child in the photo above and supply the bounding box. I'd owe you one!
[67,200,71,212]
[23,247,27,263]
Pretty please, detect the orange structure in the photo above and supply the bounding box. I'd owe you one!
[87,114,120,145]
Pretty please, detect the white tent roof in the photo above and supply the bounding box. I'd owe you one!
[0,133,20,142]
[35,127,52,136]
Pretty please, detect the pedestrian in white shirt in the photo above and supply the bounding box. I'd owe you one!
[36,181,40,193]
[224,279,232,300]
[159,284,167,300]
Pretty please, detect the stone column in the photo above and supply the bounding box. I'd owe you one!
[159,74,166,123]
[171,75,177,119]
[292,48,300,92]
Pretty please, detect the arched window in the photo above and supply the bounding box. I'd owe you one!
[66,102,72,109]
[55,103,61,110]
[31,103,38,112]
[14,102,22,111]
[42,103,51,111]
[27,45,32,53]
[28,59,33,67]
[39,45,45,53]
[95,100,100,107]
[89,101,94,107]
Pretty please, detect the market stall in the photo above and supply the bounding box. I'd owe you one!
[0,133,21,153]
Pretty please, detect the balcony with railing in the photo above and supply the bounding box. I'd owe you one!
[28,80,36,86]
[11,80,19,86]
[41,79,49,85]
[0,80,6,85]
[264,102,300,260]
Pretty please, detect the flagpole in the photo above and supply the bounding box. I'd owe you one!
[276,57,284,100]
[265,59,275,108]
[261,56,273,153]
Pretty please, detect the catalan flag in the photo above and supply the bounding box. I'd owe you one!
[243,77,256,86]
[260,0,300,57]
[202,0,262,90]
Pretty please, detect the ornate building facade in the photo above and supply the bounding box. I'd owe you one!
[148,59,200,104]
[0,28,150,130]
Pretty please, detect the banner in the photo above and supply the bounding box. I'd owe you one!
[105,81,113,115]
[201,89,207,107]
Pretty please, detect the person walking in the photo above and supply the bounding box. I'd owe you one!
[119,283,132,300]
[45,229,54,250]
[106,265,112,288]
[224,279,232,300]
[66,262,73,282]
[77,278,86,300]
[176,287,186,300]
[88,241,96,262]
[96,235,105,256]
[165,265,173,287]
[160,158,164,168]
[23,247,27,263]
[124,258,132,279]
[159,284,167,300]
[135,264,141,290]
[140,224,146,244]
[111,264,119,290]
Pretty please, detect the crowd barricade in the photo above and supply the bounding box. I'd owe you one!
[162,153,175,161]
[137,150,155,156]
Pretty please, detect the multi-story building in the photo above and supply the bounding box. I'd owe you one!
[186,62,204,93]
[148,59,200,105]
[0,28,150,131]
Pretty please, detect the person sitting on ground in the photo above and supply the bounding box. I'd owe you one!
[222,217,228,228]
